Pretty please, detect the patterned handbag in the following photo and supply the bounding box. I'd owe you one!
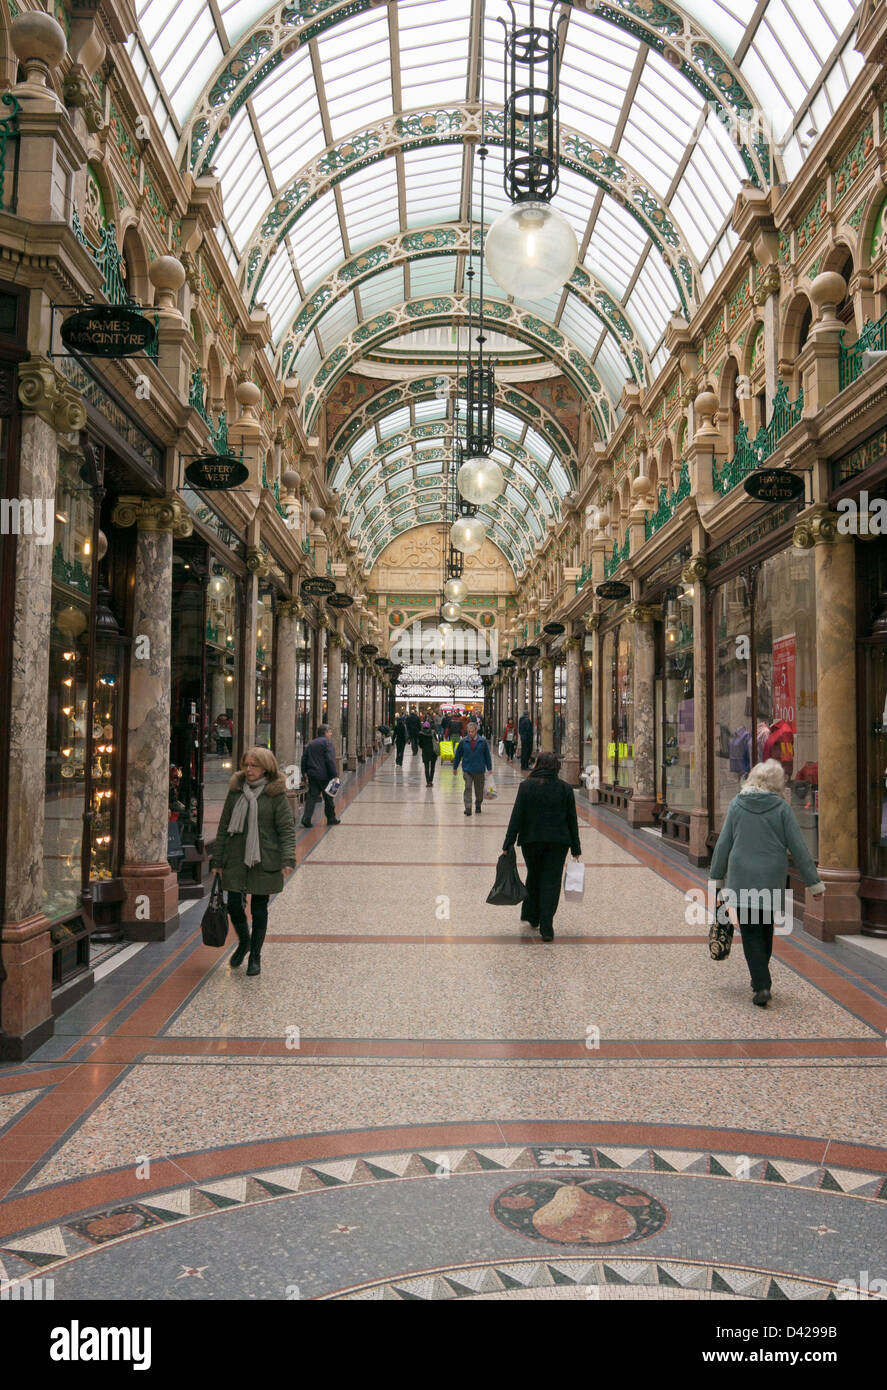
[708,917,734,961]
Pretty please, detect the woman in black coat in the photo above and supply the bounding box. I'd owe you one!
[418,718,439,786]
[502,751,582,941]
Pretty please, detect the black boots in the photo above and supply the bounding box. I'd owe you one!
[246,920,266,976]
[229,921,251,969]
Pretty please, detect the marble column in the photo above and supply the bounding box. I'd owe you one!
[241,567,261,751]
[345,655,359,771]
[0,363,84,1058]
[112,495,192,941]
[684,556,711,865]
[326,629,344,761]
[274,599,298,781]
[794,509,861,939]
[356,660,367,761]
[587,616,601,803]
[541,656,555,751]
[563,636,582,786]
[627,603,658,827]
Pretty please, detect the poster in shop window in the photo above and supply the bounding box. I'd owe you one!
[772,634,796,728]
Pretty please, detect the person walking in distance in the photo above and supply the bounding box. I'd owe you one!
[502,751,581,942]
[503,715,517,763]
[453,717,492,816]
[709,758,825,1006]
[394,712,408,767]
[418,717,439,787]
[300,723,341,828]
[406,706,421,755]
[210,747,296,976]
[518,710,534,770]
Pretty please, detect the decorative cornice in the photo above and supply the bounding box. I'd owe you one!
[753,265,781,306]
[563,635,581,653]
[277,598,304,618]
[112,495,193,536]
[681,554,709,583]
[584,613,601,632]
[792,506,849,548]
[327,630,345,649]
[245,545,271,576]
[18,357,87,435]
[628,602,660,623]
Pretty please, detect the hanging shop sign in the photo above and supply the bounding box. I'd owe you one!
[523,644,541,659]
[184,454,249,491]
[743,468,805,502]
[61,304,157,358]
[360,643,379,655]
[301,576,336,598]
[543,622,565,636]
[374,656,390,667]
[596,581,630,601]
[326,592,354,609]
[499,658,516,669]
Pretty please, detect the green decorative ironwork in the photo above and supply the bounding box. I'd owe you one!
[604,531,630,579]
[644,460,690,540]
[189,368,212,428]
[838,312,887,393]
[206,621,219,643]
[211,410,228,454]
[712,381,803,494]
[0,92,19,210]
[53,543,90,595]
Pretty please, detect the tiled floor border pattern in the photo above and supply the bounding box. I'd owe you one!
[2,1143,886,1291]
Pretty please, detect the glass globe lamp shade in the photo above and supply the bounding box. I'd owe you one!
[209,573,231,600]
[450,516,487,554]
[457,455,504,505]
[485,201,579,300]
[442,601,461,621]
[443,577,467,603]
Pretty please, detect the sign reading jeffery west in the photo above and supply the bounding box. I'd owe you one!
[184,455,249,490]
[61,305,157,358]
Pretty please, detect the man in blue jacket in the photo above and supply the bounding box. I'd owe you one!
[300,723,341,827]
[453,717,492,816]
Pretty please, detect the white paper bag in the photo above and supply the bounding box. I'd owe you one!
[325,777,341,796]
[563,859,585,901]
[498,740,505,755]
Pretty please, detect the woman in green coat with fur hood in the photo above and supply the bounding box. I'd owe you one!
[209,747,296,976]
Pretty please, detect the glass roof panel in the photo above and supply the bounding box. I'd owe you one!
[409,256,459,297]
[317,9,393,142]
[593,326,633,401]
[403,147,464,227]
[397,0,472,108]
[288,198,346,299]
[379,408,411,440]
[252,54,326,188]
[338,162,401,252]
[679,0,752,55]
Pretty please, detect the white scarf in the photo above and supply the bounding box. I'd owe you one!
[228,776,267,866]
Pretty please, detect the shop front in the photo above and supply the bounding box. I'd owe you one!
[597,613,634,812]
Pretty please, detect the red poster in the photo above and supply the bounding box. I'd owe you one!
[772,634,796,728]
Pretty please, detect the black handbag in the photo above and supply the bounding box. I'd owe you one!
[487,847,528,906]
[201,872,229,947]
[708,916,734,961]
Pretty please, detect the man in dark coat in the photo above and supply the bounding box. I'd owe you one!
[503,752,582,940]
[518,711,534,770]
[406,707,421,754]
[394,714,408,766]
[300,723,341,827]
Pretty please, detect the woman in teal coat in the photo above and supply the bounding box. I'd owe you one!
[710,759,824,1006]
[209,747,296,976]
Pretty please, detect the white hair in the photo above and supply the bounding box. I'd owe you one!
[742,759,787,794]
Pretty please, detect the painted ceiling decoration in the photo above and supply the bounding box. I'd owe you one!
[131,0,863,571]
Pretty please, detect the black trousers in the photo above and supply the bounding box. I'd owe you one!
[520,737,533,770]
[304,776,336,823]
[739,908,774,991]
[521,842,569,934]
[504,739,516,761]
[395,740,406,765]
[410,735,419,754]
[422,749,438,783]
[226,891,269,955]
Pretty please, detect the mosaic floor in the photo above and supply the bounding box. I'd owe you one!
[1,751,885,1301]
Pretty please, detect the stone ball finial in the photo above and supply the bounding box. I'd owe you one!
[148,255,185,310]
[309,505,326,526]
[810,270,847,323]
[694,389,719,432]
[631,472,653,505]
[235,380,261,409]
[11,12,66,86]
[281,467,300,492]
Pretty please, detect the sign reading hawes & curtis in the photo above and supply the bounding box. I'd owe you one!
[61,305,157,358]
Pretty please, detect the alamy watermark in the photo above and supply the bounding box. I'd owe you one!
[0,498,53,543]
[685,885,795,933]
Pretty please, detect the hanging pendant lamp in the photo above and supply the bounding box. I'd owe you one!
[484,0,578,300]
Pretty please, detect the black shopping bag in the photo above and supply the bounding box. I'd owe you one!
[486,847,528,906]
[201,873,229,947]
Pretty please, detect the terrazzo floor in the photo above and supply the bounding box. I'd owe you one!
[1,749,885,1302]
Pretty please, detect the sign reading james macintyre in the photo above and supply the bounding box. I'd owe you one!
[61,305,157,358]
[184,455,249,490]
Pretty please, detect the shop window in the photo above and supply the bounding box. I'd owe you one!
[255,588,274,748]
[582,640,594,772]
[202,561,240,845]
[295,620,311,764]
[712,574,753,831]
[661,589,694,813]
[554,661,566,756]
[614,625,634,787]
[601,628,615,783]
